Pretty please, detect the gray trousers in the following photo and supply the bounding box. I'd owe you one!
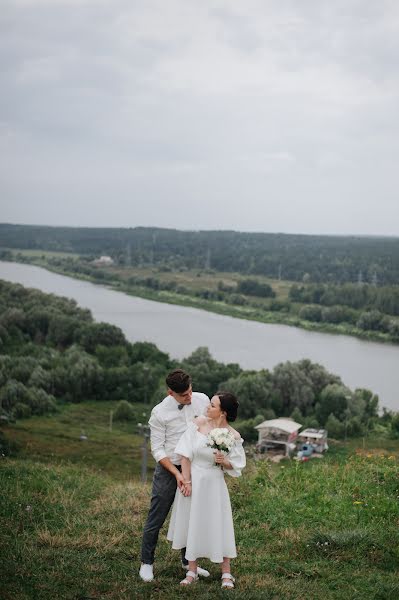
[141,462,187,565]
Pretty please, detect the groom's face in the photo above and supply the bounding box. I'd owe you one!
[169,385,193,406]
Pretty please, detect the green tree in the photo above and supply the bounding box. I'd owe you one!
[271,362,315,416]
[77,322,127,353]
[325,413,345,438]
[220,370,273,419]
[315,384,350,425]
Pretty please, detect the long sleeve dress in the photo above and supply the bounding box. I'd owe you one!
[167,421,246,563]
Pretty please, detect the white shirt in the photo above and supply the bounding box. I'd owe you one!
[149,392,210,465]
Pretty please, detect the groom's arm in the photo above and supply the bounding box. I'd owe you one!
[149,410,185,488]
[158,457,185,489]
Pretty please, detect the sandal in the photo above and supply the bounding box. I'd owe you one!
[180,570,199,586]
[221,573,235,589]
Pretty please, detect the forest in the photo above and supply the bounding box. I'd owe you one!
[1,222,399,284]
[1,279,398,441]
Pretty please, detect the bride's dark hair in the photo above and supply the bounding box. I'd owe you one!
[216,391,239,422]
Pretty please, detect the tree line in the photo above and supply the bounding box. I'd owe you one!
[2,223,399,284]
[1,280,398,440]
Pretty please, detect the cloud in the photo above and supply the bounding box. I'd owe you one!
[1,0,399,234]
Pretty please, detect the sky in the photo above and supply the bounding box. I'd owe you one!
[1,0,399,236]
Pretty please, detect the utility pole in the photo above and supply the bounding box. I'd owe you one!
[109,410,113,432]
[137,423,150,483]
[126,242,131,267]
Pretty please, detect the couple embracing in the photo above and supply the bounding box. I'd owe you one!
[139,369,246,589]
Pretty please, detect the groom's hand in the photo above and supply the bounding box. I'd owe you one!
[175,471,185,490]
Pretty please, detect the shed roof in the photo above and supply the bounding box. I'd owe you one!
[255,418,302,434]
[298,428,327,439]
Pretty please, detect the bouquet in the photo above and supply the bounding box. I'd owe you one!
[206,428,235,467]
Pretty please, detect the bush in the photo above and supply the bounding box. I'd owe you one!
[228,294,247,306]
[299,305,323,322]
[237,279,275,298]
[27,388,57,415]
[356,310,390,332]
[13,402,32,419]
[325,413,345,438]
[114,400,135,421]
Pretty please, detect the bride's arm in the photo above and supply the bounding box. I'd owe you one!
[180,456,192,497]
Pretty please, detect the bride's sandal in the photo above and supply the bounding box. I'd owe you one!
[221,573,235,589]
[180,570,199,586]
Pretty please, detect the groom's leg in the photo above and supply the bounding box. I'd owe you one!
[141,463,178,564]
[181,547,188,566]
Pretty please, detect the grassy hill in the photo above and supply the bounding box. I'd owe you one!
[1,403,399,600]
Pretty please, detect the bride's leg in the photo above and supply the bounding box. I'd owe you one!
[221,557,230,574]
[221,557,235,588]
[180,559,198,585]
[188,559,197,577]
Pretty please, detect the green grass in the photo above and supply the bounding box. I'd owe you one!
[1,404,399,599]
[2,401,155,481]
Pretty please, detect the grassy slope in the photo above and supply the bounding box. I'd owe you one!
[2,401,155,481]
[1,404,399,600]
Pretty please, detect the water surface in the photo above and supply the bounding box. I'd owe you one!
[1,261,398,411]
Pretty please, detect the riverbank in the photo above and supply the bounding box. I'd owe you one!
[4,250,398,347]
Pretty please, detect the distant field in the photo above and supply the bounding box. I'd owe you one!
[2,401,154,481]
[1,248,81,259]
[1,247,292,299]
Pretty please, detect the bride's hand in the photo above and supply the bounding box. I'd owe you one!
[214,451,225,466]
[181,482,192,497]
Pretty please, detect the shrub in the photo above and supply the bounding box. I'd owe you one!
[13,402,32,419]
[114,400,135,421]
[299,305,323,322]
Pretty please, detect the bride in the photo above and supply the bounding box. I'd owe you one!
[167,391,246,589]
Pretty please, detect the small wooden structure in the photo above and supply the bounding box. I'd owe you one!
[297,428,328,453]
[93,255,114,266]
[255,418,302,457]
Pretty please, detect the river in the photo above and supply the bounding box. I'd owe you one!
[1,261,398,412]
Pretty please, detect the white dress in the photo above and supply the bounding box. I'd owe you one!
[167,422,246,563]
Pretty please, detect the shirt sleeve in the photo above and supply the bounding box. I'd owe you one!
[174,421,197,462]
[149,409,167,463]
[225,438,246,478]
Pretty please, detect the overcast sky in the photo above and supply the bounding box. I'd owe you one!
[1,0,398,236]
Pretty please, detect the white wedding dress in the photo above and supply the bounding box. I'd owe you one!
[167,421,246,563]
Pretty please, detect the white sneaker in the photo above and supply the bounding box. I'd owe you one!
[139,563,154,582]
[182,563,210,578]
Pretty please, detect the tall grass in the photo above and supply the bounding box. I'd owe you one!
[1,439,398,599]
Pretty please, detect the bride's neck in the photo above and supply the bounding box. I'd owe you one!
[209,416,228,428]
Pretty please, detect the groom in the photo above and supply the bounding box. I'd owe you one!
[139,368,210,582]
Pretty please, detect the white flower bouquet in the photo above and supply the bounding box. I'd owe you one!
[206,428,235,466]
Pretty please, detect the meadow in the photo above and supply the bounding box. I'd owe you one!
[1,402,399,600]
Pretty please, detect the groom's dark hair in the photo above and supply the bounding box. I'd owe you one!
[217,391,239,422]
[166,369,192,393]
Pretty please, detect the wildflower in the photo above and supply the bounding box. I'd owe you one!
[26,505,32,512]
